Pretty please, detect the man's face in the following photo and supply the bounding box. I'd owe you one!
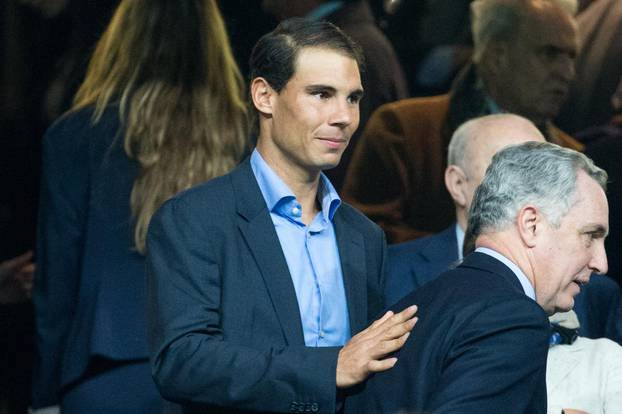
[495,6,578,124]
[533,171,609,314]
[266,47,362,176]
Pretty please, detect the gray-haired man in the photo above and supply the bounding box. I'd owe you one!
[366,142,608,413]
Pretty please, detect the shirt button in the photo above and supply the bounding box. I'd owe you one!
[319,330,325,338]
[291,206,301,217]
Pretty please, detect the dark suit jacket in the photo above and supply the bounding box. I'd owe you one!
[366,252,551,414]
[385,225,458,305]
[32,106,155,407]
[146,159,386,413]
[387,224,622,344]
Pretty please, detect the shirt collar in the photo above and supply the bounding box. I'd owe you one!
[455,223,465,260]
[474,247,536,301]
[250,149,341,222]
[306,1,345,21]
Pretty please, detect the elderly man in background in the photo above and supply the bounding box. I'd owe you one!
[342,0,583,243]
[365,141,608,413]
[386,114,622,343]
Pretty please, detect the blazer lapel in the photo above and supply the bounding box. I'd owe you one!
[334,211,367,336]
[231,160,305,346]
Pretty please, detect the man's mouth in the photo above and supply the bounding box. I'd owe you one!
[317,137,347,149]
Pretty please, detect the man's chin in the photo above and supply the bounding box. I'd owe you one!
[552,297,576,315]
[317,156,344,171]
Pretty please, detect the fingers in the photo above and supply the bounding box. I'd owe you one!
[369,310,394,328]
[336,304,420,388]
[16,263,36,280]
[382,315,418,340]
[2,251,34,273]
[367,357,398,373]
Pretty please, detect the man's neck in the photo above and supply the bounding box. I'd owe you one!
[476,232,536,288]
[255,146,321,225]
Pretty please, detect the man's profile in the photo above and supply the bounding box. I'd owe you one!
[366,141,608,414]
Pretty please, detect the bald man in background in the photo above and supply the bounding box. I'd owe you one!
[386,114,622,343]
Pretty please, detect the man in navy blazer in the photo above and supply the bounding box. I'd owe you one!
[146,19,417,413]
[367,139,610,413]
[386,114,622,343]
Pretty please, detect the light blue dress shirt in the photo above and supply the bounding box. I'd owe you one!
[475,247,536,301]
[251,150,351,347]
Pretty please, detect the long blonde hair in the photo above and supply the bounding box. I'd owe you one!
[73,0,249,253]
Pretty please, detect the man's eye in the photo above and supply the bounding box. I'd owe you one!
[583,233,596,247]
[313,91,330,99]
[348,95,361,104]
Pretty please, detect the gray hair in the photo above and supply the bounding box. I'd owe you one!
[468,141,607,237]
[471,0,577,63]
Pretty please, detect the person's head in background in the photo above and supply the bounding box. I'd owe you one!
[445,114,546,232]
[467,142,608,314]
[471,0,579,127]
[72,0,249,253]
[248,18,365,181]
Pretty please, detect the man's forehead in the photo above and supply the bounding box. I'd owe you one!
[293,47,359,72]
[289,47,362,87]
[519,6,577,49]
[569,171,609,227]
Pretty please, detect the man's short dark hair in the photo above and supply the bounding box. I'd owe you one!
[249,17,365,92]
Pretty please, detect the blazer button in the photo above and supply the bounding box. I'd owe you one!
[311,402,319,412]
[290,402,298,412]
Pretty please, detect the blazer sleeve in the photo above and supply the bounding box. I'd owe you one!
[146,196,341,414]
[426,297,550,414]
[31,116,90,408]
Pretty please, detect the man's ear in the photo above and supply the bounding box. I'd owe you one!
[445,165,469,208]
[250,77,275,116]
[516,205,541,248]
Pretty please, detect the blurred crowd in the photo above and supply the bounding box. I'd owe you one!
[1,0,621,413]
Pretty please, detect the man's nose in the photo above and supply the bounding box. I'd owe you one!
[556,54,576,83]
[329,99,357,128]
[589,242,608,275]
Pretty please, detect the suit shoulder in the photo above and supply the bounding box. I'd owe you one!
[45,106,119,143]
[389,234,435,259]
[153,171,237,229]
[338,202,383,235]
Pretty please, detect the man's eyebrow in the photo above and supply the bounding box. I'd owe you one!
[349,88,364,99]
[305,84,336,93]
[304,85,364,97]
[580,225,608,238]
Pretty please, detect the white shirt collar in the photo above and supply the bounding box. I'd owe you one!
[455,224,465,260]
[474,247,536,301]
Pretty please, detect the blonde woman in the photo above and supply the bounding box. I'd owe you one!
[31,0,248,412]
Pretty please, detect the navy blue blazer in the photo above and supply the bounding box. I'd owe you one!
[146,159,386,413]
[386,224,622,343]
[366,252,551,414]
[32,107,153,407]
